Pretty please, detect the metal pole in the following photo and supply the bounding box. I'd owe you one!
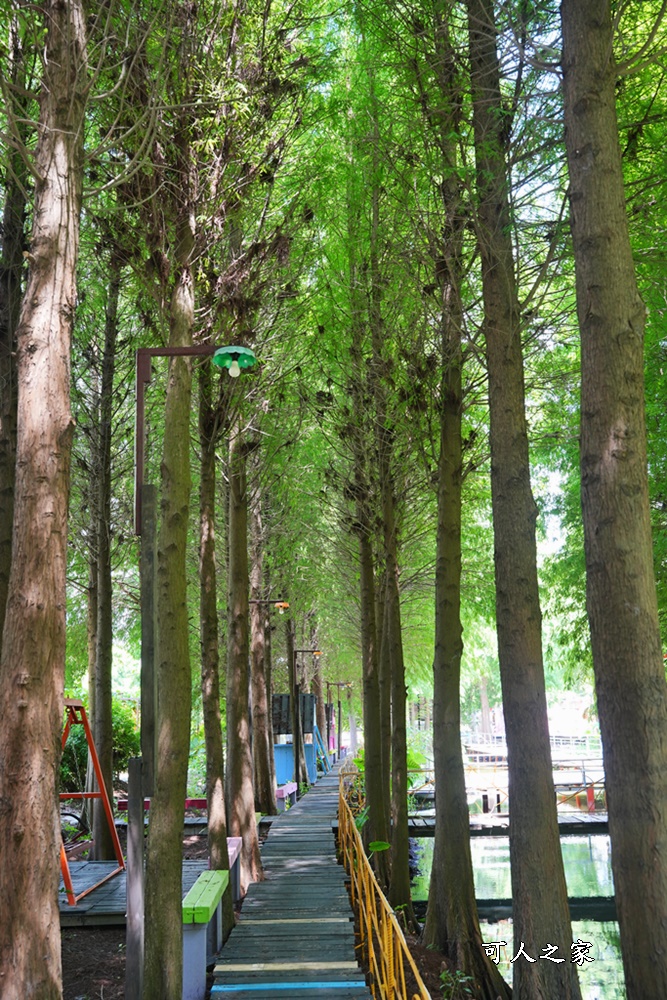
[125,757,144,1000]
[140,485,157,795]
[326,682,331,757]
[295,681,302,796]
[337,694,342,759]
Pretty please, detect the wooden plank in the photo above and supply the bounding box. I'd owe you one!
[215,962,359,973]
[182,869,229,923]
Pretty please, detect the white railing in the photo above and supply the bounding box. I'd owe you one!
[461,730,602,758]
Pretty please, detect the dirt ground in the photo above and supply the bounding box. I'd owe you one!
[61,830,447,1000]
[61,830,209,1000]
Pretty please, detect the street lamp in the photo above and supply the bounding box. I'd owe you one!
[212,345,257,378]
[129,341,255,997]
[249,598,290,614]
[292,648,322,792]
[134,344,256,536]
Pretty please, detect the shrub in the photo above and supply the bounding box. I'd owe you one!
[59,697,141,792]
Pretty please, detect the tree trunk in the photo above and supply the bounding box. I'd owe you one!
[226,424,262,892]
[358,528,390,887]
[0,3,87,996]
[198,362,234,936]
[375,412,413,921]
[561,4,667,995]
[263,577,276,792]
[311,655,327,746]
[250,469,277,814]
[92,255,121,860]
[467,2,581,996]
[422,168,509,994]
[377,573,392,834]
[143,274,194,999]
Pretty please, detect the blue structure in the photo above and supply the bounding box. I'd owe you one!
[274,744,318,784]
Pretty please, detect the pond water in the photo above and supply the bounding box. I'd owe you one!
[411,835,626,999]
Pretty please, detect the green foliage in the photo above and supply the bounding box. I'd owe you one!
[187,729,207,798]
[439,968,475,1000]
[111,699,141,776]
[59,698,140,792]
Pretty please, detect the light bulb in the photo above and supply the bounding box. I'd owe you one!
[229,358,241,378]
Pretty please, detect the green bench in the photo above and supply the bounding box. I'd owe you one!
[182,869,229,1000]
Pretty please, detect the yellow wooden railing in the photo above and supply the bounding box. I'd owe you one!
[338,763,431,1000]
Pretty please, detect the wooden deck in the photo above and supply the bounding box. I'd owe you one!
[406,811,609,838]
[59,859,208,927]
[212,768,373,999]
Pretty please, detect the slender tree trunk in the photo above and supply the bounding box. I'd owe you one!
[358,526,391,885]
[377,579,392,835]
[311,656,326,746]
[0,4,87,996]
[263,576,276,792]
[250,469,277,814]
[562,4,667,995]
[467,2,581,996]
[143,273,194,998]
[349,340,390,883]
[92,256,121,860]
[422,174,509,994]
[347,160,391,880]
[385,564,415,925]
[375,400,413,920]
[198,362,234,935]
[226,425,262,891]
[83,528,99,835]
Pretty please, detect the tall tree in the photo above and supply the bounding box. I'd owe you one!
[467,1,581,996]
[0,2,88,996]
[227,422,263,891]
[198,360,234,935]
[91,249,121,861]
[143,9,198,995]
[250,462,277,815]
[561,2,667,995]
[420,6,510,995]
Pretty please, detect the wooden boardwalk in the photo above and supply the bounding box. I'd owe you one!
[212,768,372,999]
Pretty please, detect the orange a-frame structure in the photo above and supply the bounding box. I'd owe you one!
[59,698,125,905]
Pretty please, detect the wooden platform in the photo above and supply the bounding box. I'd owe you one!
[406,811,609,838]
[59,859,208,927]
[212,768,373,999]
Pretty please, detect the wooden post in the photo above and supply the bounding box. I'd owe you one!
[125,757,144,1000]
[337,694,342,759]
[294,682,301,794]
[140,485,157,795]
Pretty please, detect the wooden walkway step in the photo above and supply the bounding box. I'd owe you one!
[212,767,373,999]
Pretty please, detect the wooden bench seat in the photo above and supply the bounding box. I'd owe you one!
[275,780,298,812]
[182,869,229,1000]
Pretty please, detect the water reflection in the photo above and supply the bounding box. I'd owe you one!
[411,835,625,998]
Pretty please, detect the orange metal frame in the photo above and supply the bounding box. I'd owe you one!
[59,698,125,905]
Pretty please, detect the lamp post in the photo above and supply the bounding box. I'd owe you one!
[127,343,255,1000]
[327,681,351,760]
[292,648,322,792]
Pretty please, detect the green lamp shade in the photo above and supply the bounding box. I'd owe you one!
[212,345,257,376]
